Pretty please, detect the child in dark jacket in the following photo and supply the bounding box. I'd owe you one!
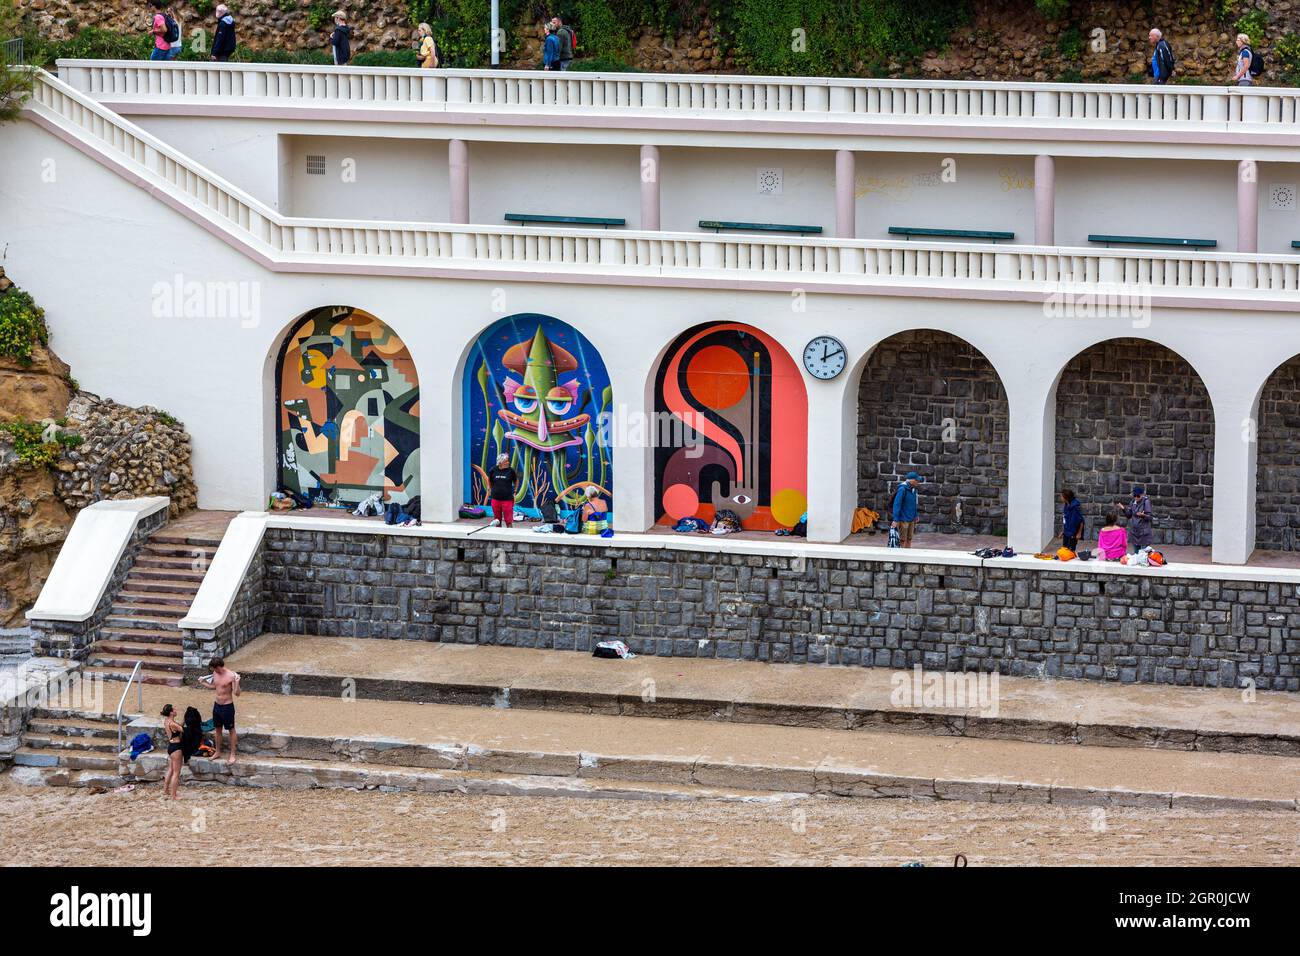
[1060,489,1084,550]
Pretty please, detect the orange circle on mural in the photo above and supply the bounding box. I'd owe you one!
[686,345,750,410]
[662,483,701,521]
[771,488,808,528]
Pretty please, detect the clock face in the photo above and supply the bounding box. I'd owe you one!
[803,336,847,380]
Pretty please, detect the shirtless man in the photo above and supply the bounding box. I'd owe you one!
[198,656,240,765]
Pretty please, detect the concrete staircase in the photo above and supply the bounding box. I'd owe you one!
[83,531,220,688]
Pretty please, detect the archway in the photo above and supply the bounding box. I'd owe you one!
[1054,338,1214,547]
[1255,353,1300,551]
[856,330,1009,535]
[654,322,807,532]
[462,314,614,512]
[275,306,419,506]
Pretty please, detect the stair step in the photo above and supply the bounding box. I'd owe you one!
[12,747,123,770]
[92,640,184,659]
[129,567,208,583]
[104,618,182,633]
[99,627,184,644]
[22,733,121,753]
[26,717,123,739]
[122,577,203,595]
[108,603,186,618]
[88,654,184,673]
[135,555,211,570]
[115,590,193,607]
[149,533,223,546]
[141,543,218,560]
[83,665,184,687]
[31,708,125,725]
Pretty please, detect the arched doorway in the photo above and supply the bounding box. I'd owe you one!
[1054,338,1214,547]
[654,322,807,532]
[857,330,1009,535]
[463,314,614,511]
[275,306,419,506]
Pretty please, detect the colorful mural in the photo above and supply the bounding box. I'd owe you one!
[276,306,420,506]
[464,315,613,510]
[654,323,807,531]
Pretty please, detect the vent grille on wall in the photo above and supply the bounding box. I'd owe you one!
[306,155,327,176]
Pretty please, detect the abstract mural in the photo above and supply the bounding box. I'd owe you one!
[464,314,613,511]
[654,322,807,531]
[276,306,420,506]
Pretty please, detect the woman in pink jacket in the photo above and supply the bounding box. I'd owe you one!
[1097,512,1128,561]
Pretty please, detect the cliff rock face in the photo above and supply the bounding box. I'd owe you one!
[17,0,1299,82]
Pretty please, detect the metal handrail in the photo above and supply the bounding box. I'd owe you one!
[116,660,144,756]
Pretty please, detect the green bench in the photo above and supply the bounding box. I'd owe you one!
[504,213,626,228]
[889,226,1015,242]
[1088,234,1217,249]
[1291,241,1300,249]
[699,220,823,235]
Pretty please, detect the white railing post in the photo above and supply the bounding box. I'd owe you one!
[451,231,472,258]
[293,226,318,253]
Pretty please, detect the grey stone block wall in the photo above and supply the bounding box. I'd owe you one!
[1256,355,1300,552]
[258,528,1297,691]
[29,506,169,659]
[857,331,1009,535]
[1055,338,1214,547]
[182,542,266,672]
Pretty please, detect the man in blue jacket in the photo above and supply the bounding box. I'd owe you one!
[891,471,921,548]
[211,4,236,62]
[1148,28,1174,84]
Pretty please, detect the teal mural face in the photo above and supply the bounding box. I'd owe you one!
[276,306,420,506]
[463,315,612,511]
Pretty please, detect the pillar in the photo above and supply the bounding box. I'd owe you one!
[610,362,656,533]
[1237,159,1258,254]
[1034,155,1055,246]
[1006,380,1056,554]
[449,138,469,224]
[835,149,856,240]
[1211,392,1258,564]
[806,374,856,542]
[639,145,660,231]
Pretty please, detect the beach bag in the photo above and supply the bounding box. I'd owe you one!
[1056,547,1076,562]
[458,505,486,519]
[563,509,582,534]
[1147,549,1166,567]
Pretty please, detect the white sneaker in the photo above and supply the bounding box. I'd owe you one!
[490,519,501,527]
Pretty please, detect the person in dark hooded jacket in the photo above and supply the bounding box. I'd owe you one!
[1060,488,1084,550]
[211,4,236,61]
[1117,485,1154,551]
[329,10,352,65]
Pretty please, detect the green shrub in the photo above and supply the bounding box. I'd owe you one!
[0,286,48,367]
[0,419,82,470]
[1057,66,1083,83]
[352,49,420,68]
[1276,33,1300,84]
[1057,24,1084,61]
[1235,10,1269,44]
[1035,0,1070,19]
[574,0,633,65]
[567,55,638,72]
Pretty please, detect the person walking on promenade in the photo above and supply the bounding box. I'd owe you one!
[487,453,518,528]
[890,471,921,549]
[1148,28,1174,84]
[1060,489,1085,551]
[330,10,352,66]
[148,1,181,61]
[416,22,438,69]
[199,656,241,765]
[211,4,236,62]
[1117,485,1154,552]
[542,22,560,70]
[551,16,575,70]
[1233,33,1255,86]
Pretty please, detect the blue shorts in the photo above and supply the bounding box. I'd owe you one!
[212,702,235,730]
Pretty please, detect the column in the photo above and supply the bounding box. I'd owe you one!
[1237,159,1258,254]
[806,376,855,543]
[1211,393,1258,565]
[448,138,469,224]
[1006,381,1055,555]
[639,145,660,231]
[1034,154,1055,246]
[835,149,856,240]
[610,365,655,533]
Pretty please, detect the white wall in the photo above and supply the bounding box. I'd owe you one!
[283,135,450,221]
[853,153,1035,241]
[1258,162,1300,254]
[6,116,1299,562]
[134,115,283,209]
[467,141,639,226]
[661,146,834,233]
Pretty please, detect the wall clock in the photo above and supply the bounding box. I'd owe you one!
[803,336,847,380]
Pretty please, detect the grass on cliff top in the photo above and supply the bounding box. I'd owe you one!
[0,285,48,368]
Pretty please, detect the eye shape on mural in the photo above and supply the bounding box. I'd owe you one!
[732,494,753,506]
[514,397,539,414]
[546,399,573,416]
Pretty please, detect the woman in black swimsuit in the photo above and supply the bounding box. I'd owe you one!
[161,704,183,800]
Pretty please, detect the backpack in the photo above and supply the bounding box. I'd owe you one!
[162,12,180,44]
[558,25,575,58]
[562,509,582,534]
[1159,39,1175,76]
[1248,47,1264,77]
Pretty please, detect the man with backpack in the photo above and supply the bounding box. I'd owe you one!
[890,471,922,549]
[148,1,181,61]
[550,16,575,70]
[1148,28,1174,84]
[1233,33,1263,86]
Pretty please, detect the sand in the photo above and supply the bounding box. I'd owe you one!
[2,776,1295,866]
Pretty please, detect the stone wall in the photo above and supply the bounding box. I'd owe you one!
[19,0,1300,83]
[1256,354,1300,551]
[1054,339,1215,548]
[29,505,168,659]
[182,541,266,671]
[857,331,1009,535]
[258,528,1298,691]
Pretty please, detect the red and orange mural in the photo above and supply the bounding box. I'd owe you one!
[654,322,807,531]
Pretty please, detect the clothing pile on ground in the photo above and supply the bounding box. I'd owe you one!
[775,511,808,537]
[672,516,710,533]
[850,507,880,534]
[972,547,1018,559]
[592,640,635,660]
[710,509,743,535]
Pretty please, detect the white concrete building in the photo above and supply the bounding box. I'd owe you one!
[6,62,1300,564]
